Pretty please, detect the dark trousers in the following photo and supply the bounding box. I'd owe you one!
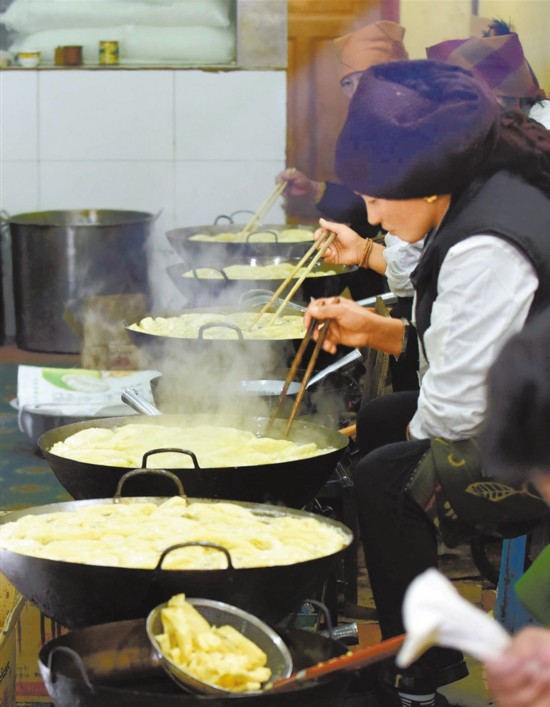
[354,392,464,690]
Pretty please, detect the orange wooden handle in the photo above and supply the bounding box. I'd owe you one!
[339,424,357,437]
[269,634,405,692]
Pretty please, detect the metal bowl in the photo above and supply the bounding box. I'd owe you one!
[146,598,293,695]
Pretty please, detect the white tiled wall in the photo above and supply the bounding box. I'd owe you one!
[0,68,287,334]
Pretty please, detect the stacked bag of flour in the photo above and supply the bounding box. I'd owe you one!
[1,0,236,65]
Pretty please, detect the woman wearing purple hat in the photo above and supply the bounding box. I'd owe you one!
[305,59,550,706]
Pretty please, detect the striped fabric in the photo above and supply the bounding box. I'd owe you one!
[426,33,540,98]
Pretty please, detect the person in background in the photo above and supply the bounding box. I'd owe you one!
[278,20,421,391]
[481,306,550,707]
[278,20,408,237]
[304,59,550,706]
[426,19,550,128]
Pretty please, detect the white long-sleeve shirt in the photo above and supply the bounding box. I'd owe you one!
[408,234,538,440]
[383,233,424,298]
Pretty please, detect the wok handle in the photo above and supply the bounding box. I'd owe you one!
[47,646,94,691]
[142,448,201,470]
[114,469,186,500]
[339,424,356,437]
[155,541,235,571]
[246,230,279,242]
[198,322,244,339]
[191,266,230,281]
[269,634,405,692]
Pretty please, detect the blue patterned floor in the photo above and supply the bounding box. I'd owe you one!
[0,363,71,511]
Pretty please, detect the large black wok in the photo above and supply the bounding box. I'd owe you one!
[166,222,315,267]
[123,301,353,376]
[38,414,349,508]
[124,305,305,376]
[39,619,350,706]
[0,493,353,628]
[166,259,356,307]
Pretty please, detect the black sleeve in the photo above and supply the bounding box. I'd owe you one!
[317,181,381,239]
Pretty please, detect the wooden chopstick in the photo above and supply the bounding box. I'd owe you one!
[248,231,336,331]
[247,230,332,330]
[283,319,332,437]
[240,181,287,238]
[266,319,317,427]
[268,231,335,325]
[247,243,316,327]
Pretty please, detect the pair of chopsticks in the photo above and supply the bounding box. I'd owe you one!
[269,317,332,437]
[240,181,287,239]
[248,229,336,329]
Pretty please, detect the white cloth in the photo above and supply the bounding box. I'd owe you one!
[529,100,550,130]
[397,569,511,668]
[409,235,538,440]
[383,233,424,298]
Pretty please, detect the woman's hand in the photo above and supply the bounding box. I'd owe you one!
[276,168,323,200]
[485,627,550,706]
[304,296,404,356]
[314,218,364,266]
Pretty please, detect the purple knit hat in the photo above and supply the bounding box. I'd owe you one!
[335,59,501,199]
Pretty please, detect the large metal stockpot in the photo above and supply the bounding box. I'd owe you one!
[0,493,354,628]
[38,413,349,508]
[6,209,154,353]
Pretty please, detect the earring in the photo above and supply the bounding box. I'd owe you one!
[425,195,438,203]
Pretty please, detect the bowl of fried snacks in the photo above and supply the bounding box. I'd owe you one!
[146,594,293,694]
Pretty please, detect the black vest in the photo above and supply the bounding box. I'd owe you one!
[411,170,550,351]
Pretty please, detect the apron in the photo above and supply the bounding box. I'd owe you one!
[406,437,549,547]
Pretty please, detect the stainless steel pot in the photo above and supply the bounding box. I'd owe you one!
[147,348,363,417]
[5,209,154,353]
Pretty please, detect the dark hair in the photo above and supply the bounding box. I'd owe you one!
[483,109,550,196]
[482,307,550,482]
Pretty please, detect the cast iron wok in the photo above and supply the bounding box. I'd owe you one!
[0,474,353,628]
[38,618,350,706]
[166,223,315,268]
[38,413,348,507]
[166,259,355,307]
[123,304,306,376]
[124,302,353,377]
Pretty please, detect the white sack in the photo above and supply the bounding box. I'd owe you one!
[1,0,232,33]
[122,25,235,63]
